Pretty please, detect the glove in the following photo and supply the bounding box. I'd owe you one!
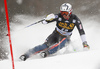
[45,13,55,21]
[42,19,48,24]
[83,41,90,50]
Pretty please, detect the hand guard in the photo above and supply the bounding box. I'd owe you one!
[42,13,55,24]
[45,13,55,21]
[83,41,90,50]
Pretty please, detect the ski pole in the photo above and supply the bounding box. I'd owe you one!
[6,19,44,36]
[25,19,44,28]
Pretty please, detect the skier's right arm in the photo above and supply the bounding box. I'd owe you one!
[42,13,57,24]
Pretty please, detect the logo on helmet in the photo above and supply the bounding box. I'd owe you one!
[60,3,73,15]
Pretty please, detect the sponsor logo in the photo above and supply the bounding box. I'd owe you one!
[73,20,76,23]
[58,22,75,29]
[55,15,58,18]
[78,21,81,23]
[58,18,62,21]
[65,20,69,23]
[79,24,83,29]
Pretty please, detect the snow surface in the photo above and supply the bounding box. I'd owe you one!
[1,15,100,69]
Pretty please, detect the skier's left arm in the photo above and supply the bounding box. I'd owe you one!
[75,17,90,50]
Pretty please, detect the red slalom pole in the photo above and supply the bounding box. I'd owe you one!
[4,0,15,69]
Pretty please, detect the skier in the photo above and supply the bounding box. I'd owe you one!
[20,3,90,61]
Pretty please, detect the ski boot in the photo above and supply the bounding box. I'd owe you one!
[19,55,29,61]
[40,51,49,58]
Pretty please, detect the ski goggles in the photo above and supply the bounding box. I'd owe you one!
[61,11,69,15]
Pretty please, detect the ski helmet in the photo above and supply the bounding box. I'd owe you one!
[60,3,73,15]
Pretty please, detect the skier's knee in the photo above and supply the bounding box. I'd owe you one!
[34,46,40,52]
[34,44,48,52]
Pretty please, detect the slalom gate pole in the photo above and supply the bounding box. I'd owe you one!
[4,0,15,69]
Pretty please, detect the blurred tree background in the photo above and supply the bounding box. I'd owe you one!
[0,0,100,60]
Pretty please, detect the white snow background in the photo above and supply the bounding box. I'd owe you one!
[0,14,100,69]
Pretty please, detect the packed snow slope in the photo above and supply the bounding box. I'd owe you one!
[0,15,100,69]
